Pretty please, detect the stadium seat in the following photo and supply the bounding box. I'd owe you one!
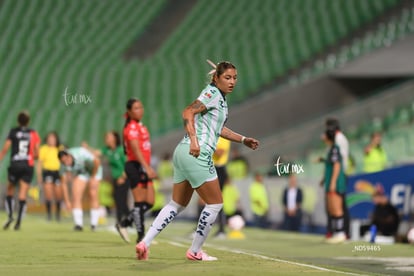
[0,0,406,152]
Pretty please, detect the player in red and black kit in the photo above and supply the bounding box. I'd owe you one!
[116,98,157,244]
[0,111,40,230]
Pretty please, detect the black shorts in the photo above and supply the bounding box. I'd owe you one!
[125,161,149,189]
[8,163,34,185]
[215,166,228,190]
[42,170,61,185]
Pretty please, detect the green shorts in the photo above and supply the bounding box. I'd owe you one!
[173,143,217,188]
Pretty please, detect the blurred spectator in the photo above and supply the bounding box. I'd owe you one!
[227,147,249,180]
[150,179,165,217]
[98,179,114,216]
[222,177,242,219]
[249,172,269,228]
[212,136,231,237]
[363,132,388,173]
[282,174,303,232]
[360,184,400,239]
[157,152,173,180]
[346,154,356,176]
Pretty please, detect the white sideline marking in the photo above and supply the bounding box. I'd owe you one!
[164,239,365,276]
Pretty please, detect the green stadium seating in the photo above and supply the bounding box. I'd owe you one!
[0,0,409,181]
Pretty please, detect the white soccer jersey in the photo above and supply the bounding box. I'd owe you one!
[60,147,95,176]
[181,84,228,153]
[335,131,349,171]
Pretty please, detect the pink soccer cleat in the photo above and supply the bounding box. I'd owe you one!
[186,249,218,261]
[136,241,149,260]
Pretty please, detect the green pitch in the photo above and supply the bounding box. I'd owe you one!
[0,213,413,276]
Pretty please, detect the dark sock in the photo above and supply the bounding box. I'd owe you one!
[46,200,52,220]
[16,200,26,225]
[217,210,225,233]
[114,183,129,223]
[55,201,61,221]
[131,202,146,242]
[143,202,153,213]
[5,196,13,219]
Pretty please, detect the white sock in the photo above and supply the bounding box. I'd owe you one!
[190,203,223,254]
[90,208,100,227]
[142,200,185,247]
[72,208,83,226]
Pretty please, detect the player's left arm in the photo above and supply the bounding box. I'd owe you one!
[61,172,72,209]
[0,139,11,162]
[220,126,259,150]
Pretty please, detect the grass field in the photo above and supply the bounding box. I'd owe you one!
[1,212,413,276]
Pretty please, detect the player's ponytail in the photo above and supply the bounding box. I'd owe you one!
[207,59,236,84]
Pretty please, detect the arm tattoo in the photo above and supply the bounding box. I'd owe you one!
[183,118,189,127]
[189,100,206,112]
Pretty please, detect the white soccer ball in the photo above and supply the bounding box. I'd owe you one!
[407,228,414,243]
[228,215,245,231]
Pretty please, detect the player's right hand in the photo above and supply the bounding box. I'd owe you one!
[189,141,200,158]
[146,166,157,180]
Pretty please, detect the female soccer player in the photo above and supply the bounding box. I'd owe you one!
[58,147,102,231]
[136,61,259,261]
[83,131,130,241]
[36,131,64,221]
[0,111,40,230]
[121,99,157,243]
[323,128,347,244]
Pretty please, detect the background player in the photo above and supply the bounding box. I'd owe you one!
[118,99,157,244]
[83,131,130,241]
[36,131,64,221]
[58,147,102,231]
[323,128,347,244]
[0,111,40,230]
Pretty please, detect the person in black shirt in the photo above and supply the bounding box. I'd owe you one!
[0,111,40,230]
[360,184,400,237]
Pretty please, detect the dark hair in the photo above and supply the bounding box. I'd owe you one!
[326,117,340,131]
[124,98,141,126]
[211,61,236,83]
[108,130,121,147]
[44,131,60,147]
[57,149,69,160]
[17,111,30,127]
[325,129,336,142]
[126,98,140,110]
